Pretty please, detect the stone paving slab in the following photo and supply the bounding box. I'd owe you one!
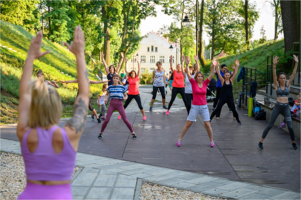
[1,138,300,200]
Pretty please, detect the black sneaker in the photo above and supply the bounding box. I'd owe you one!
[292,143,298,150]
[163,105,168,109]
[98,114,102,119]
[91,114,94,120]
[98,133,103,139]
[258,142,263,150]
[132,133,137,139]
[149,107,153,112]
[97,118,101,123]
[238,120,241,125]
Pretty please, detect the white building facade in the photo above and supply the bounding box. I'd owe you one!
[130,31,180,76]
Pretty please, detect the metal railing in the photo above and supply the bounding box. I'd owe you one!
[242,66,256,107]
[266,55,273,97]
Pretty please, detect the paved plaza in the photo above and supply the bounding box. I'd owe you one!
[1,86,300,199]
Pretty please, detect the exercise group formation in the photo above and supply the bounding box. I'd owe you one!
[16,27,299,199]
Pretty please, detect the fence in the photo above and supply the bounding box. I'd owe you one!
[241,66,256,107]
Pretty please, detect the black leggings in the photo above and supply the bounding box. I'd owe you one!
[262,102,295,141]
[152,86,165,100]
[168,87,188,113]
[124,94,143,110]
[210,98,240,122]
[185,93,193,113]
[213,87,232,117]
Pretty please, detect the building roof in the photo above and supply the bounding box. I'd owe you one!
[145,30,179,47]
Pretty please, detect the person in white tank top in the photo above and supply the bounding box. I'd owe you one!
[185,55,199,113]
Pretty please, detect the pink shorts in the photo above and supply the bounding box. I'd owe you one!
[18,182,72,199]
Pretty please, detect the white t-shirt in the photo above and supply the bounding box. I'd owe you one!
[185,73,195,94]
[291,104,300,116]
[97,91,106,105]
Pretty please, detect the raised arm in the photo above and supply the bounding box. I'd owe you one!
[194,55,199,72]
[185,56,192,80]
[100,52,109,75]
[215,61,224,86]
[124,58,129,75]
[230,60,239,82]
[272,56,279,88]
[207,60,215,81]
[136,56,141,77]
[288,55,299,87]
[89,80,109,84]
[169,55,174,72]
[17,31,50,136]
[47,80,59,88]
[60,79,78,84]
[63,26,90,144]
[116,52,124,74]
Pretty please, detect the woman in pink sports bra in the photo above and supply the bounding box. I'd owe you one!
[17,26,89,199]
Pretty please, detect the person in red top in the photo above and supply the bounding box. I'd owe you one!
[176,56,216,148]
[118,56,146,120]
[166,55,189,115]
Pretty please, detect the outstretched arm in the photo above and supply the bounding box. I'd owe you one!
[64,26,90,145]
[185,56,192,80]
[89,80,109,84]
[272,56,279,88]
[17,31,50,137]
[288,55,299,87]
[169,55,174,72]
[124,58,129,75]
[116,52,124,74]
[230,60,239,82]
[207,60,215,81]
[215,61,224,86]
[47,80,59,88]
[60,79,78,84]
[100,52,109,75]
[194,55,199,72]
[136,56,141,77]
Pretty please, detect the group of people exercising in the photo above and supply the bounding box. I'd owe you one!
[16,26,299,199]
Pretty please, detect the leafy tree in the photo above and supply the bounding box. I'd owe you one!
[259,25,266,44]
[265,0,282,41]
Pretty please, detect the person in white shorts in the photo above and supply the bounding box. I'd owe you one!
[177,56,216,148]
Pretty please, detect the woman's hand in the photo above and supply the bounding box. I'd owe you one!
[136,56,139,63]
[182,53,185,62]
[293,55,298,63]
[185,56,190,66]
[211,57,217,67]
[194,55,198,61]
[59,80,65,83]
[63,26,85,56]
[120,52,124,58]
[170,55,173,62]
[27,31,50,60]
[273,56,279,65]
[123,96,127,100]
[105,100,108,104]
[100,52,104,59]
[235,60,239,67]
[232,65,235,70]
[125,58,128,63]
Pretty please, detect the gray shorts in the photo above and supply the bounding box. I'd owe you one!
[187,104,210,122]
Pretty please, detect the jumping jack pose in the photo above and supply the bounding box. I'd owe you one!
[36,69,59,88]
[210,59,241,124]
[258,55,299,150]
[98,74,136,139]
[59,79,108,123]
[101,52,124,86]
[185,55,199,113]
[177,56,215,147]
[17,27,89,199]
[149,61,169,111]
[166,55,189,115]
[118,57,146,120]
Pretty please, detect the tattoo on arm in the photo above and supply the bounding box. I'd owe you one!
[66,98,88,134]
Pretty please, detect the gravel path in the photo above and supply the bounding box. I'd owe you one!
[140,182,225,200]
[0,152,79,200]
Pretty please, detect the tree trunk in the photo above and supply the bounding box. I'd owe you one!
[48,5,51,40]
[198,0,206,67]
[102,6,110,64]
[245,0,250,50]
[280,1,300,53]
[211,16,215,59]
[274,0,279,41]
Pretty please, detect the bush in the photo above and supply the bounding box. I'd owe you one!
[140,70,152,84]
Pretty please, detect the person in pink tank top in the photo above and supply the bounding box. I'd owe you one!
[17,26,90,199]
[166,55,189,115]
[117,56,146,120]
[176,56,216,148]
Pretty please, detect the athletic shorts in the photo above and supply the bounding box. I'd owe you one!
[187,104,210,122]
[89,100,94,111]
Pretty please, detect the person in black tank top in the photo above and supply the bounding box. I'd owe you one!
[100,52,124,86]
[210,60,241,124]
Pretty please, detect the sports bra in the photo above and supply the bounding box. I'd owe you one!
[276,83,289,97]
[21,126,76,181]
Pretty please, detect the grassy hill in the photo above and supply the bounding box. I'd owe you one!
[0,20,104,124]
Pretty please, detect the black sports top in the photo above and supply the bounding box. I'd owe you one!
[276,82,289,97]
[107,73,115,86]
[220,80,234,100]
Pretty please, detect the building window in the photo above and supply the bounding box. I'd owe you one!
[155,47,158,52]
[151,46,154,52]
[169,57,175,63]
[147,47,150,52]
[141,55,146,63]
[150,68,155,73]
[141,68,146,73]
[150,56,155,63]
[159,56,165,63]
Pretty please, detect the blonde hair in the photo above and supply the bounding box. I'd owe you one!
[156,61,162,66]
[113,74,122,85]
[194,71,204,82]
[28,77,62,128]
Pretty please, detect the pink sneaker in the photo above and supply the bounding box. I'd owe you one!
[210,141,215,147]
[177,140,181,147]
[101,116,105,119]
[117,115,121,120]
[143,116,147,120]
[166,110,169,115]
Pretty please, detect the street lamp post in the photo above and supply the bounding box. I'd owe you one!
[169,44,179,65]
